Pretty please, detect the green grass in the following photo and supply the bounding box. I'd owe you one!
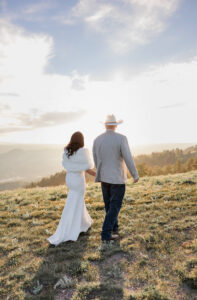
[0,171,197,300]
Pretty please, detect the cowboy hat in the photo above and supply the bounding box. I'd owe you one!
[101,114,123,125]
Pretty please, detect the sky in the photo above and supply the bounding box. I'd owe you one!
[0,0,197,148]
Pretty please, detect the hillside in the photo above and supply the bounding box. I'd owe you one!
[26,170,95,188]
[134,145,197,167]
[0,143,196,190]
[26,146,197,189]
[0,171,197,299]
[0,147,63,182]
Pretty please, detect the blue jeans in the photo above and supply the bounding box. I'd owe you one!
[101,182,125,241]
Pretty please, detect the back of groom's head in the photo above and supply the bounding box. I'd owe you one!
[105,124,117,131]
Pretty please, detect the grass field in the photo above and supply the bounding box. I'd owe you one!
[0,171,197,300]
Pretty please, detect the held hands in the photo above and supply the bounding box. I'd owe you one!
[86,169,96,177]
[91,170,96,177]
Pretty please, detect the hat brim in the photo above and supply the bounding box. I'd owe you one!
[100,120,123,125]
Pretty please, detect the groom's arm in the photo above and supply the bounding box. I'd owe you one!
[120,136,139,181]
[92,140,97,168]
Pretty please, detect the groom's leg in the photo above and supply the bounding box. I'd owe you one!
[102,182,118,232]
[113,219,119,232]
[101,183,125,241]
[101,182,118,233]
[101,182,111,214]
[111,184,125,233]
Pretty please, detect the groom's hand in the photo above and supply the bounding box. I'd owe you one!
[133,177,139,183]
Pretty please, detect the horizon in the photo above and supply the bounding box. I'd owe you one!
[0,140,195,147]
[0,0,197,146]
[0,141,196,156]
[0,141,196,188]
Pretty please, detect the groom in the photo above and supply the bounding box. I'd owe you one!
[93,114,139,243]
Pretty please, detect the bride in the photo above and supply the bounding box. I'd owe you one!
[47,131,96,246]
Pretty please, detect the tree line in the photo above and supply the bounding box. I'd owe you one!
[26,146,197,188]
[135,157,197,177]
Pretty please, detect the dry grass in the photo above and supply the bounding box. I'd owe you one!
[0,171,197,300]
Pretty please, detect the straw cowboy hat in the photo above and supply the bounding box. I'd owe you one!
[102,114,123,125]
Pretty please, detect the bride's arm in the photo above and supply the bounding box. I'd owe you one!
[86,169,96,176]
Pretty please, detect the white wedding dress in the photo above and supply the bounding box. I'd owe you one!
[47,147,94,246]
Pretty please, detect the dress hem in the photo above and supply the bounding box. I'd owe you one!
[47,222,92,246]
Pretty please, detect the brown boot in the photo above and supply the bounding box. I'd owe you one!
[102,234,119,244]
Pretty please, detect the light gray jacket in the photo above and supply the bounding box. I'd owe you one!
[92,130,139,184]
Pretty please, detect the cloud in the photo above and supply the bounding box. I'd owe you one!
[0,92,19,97]
[0,19,89,141]
[0,19,54,81]
[0,110,85,134]
[158,102,185,109]
[71,78,86,91]
[0,127,28,134]
[0,1,55,23]
[0,17,196,144]
[22,1,56,15]
[57,0,180,53]
[70,71,88,91]
[19,111,86,127]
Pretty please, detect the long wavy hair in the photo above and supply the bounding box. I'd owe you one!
[65,131,84,158]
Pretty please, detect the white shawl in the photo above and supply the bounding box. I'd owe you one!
[62,147,94,172]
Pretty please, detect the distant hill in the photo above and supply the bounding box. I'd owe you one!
[26,170,95,188]
[0,146,63,181]
[0,142,196,190]
[131,142,196,156]
[134,145,197,167]
[26,145,197,188]
[0,179,27,191]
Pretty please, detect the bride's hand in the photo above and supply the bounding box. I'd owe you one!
[86,169,96,176]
